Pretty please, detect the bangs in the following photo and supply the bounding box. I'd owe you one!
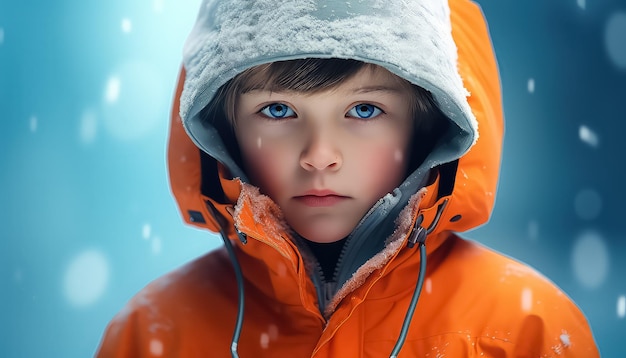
[216,58,425,123]
[237,58,370,93]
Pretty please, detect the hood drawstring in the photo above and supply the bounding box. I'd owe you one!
[205,201,246,358]
[390,199,448,358]
[207,198,448,358]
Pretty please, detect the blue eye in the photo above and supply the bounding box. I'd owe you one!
[347,104,383,119]
[260,103,295,119]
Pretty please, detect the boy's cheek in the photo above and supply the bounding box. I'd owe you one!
[240,143,291,188]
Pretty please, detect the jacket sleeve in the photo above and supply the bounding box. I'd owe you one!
[95,307,149,358]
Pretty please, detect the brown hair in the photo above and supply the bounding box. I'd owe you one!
[201,58,449,173]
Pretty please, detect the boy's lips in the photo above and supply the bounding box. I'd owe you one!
[293,190,350,207]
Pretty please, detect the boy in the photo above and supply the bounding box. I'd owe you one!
[97,0,600,357]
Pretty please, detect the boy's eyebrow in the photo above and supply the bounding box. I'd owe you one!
[350,85,404,94]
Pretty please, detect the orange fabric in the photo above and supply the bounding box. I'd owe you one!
[97,0,599,357]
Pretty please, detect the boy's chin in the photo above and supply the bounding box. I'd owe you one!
[293,224,352,244]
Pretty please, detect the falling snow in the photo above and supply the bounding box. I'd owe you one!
[14,269,23,283]
[105,76,121,103]
[528,220,539,241]
[527,78,535,93]
[268,324,279,340]
[521,288,533,312]
[101,61,166,140]
[152,236,162,254]
[571,231,609,289]
[560,331,571,347]
[29,116,38,132]
[3,1,623,357]
[143,223,152,240]
[260,332,270,349]
[153,0,165,13]
[79,109,98,144]
[578,125,599,148]
[121,18,133,33]
[394,149,403,162]
[618,295,626,318]
[63,250,109,307]
[500,263,536,284]
[605,12,626,70]
[149,339,164,356]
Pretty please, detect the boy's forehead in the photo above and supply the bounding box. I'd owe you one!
[345,66,411,92]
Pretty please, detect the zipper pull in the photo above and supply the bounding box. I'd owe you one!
[407,217,427,249]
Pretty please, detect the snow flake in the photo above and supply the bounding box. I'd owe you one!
[14,269,23,283]
[0,27,4,44]
[527,78,535,93]
[500,263,536,283]
[142,223,152,240]
[605,12,626,70]
[528,220,539,241]
[121,18,132,33]
[63,249,110,307]
[268,324,279,340]
[105,76,121,103]
[424,277,432,294]
[102,61,166,140]
[153,0,164,13]
[618,295,625,318]
[149,338,164,356]
[79,109,98,144]
[577,0,585,10]
[260,332,270,349]
[152,236,162,254]
[29,116,38,132]
[551,330,571,355]
[394,148,403,162]
[578,125,599,148]
[559,331,571,347]
[521,288,533,312]
[571,231,609,289]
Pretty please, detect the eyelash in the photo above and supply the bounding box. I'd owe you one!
[258,103,385,120]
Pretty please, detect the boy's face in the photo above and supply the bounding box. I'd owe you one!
[234,67,415,243]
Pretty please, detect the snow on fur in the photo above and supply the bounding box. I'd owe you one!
[324,188,428,317]
[232,182,429,317]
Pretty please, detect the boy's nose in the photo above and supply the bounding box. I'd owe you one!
[299,133,343,172]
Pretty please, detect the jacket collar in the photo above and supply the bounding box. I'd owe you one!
[227,175,450,317]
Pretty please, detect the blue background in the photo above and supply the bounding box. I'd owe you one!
[1,0,625,356]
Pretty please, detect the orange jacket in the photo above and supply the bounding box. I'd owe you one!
[96,0,599,356]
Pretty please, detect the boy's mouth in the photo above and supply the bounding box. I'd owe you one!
[293,190,350,207]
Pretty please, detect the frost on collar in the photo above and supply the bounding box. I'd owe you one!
[180,0,478,176]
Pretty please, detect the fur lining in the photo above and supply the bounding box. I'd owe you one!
[233,182,430,317]
[324,188,428,317]
[233,183,292,243]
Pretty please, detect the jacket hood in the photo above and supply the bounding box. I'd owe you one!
[169,0,503,244]
[180,0,478,183]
